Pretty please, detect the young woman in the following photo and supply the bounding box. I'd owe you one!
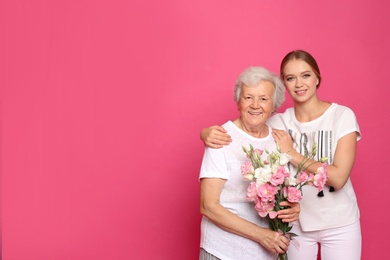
[201,50,362,260]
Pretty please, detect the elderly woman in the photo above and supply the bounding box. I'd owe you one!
[199,67,300,260]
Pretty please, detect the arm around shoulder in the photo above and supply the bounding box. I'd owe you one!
[200,125,232,148]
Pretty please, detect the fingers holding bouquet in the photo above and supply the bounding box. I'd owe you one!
[257,228,290,254]
[277,201,300,223]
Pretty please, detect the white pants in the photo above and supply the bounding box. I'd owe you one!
[287,221,361,260]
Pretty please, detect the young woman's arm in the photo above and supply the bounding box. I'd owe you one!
[272,129,358,190]
[200,125,232,148]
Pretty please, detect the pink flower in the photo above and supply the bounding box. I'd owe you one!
[307,173,314,183]
[241,161,254,181]
[255,200,276,218]
[286,186,303,203]
[268,210,278,219]
[296,171,309,184]
[246,182,258,203]
[270,171,285,186]
[313,163,328,192]
[254,200,268,217]
[253,148,263,158]
[276,166,290,178]
[257,183,278,201]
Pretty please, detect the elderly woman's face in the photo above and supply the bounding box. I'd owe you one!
[238,80,275,127]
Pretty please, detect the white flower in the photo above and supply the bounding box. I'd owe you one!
[284,177,296,186]
[243,173,254,181]
[279,153,292,166]
[271,164,279,174]
[254,165,272,185]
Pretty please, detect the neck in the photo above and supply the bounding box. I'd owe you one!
[294,99,331,122]
[236,118,268,138]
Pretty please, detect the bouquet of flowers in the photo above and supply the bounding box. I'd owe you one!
[241,144,328,260]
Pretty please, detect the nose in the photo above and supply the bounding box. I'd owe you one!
[251,98,261,108]
[295,77,303,87]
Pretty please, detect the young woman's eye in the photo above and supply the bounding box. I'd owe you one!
[303,73,311,78]
[285,76,294,81]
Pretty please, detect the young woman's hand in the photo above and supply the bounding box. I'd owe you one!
[277,201,300,223]
[200,125,232,148]
[272,129,294,154]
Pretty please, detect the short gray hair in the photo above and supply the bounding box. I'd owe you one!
[233,67,285,110]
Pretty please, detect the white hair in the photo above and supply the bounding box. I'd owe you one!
[233,66,285,110]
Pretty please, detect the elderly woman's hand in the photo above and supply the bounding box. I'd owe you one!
[200,125,232,148]
[277,201,300,223]
[256,228,290,254]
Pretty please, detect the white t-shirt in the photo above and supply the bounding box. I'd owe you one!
[267,103,361,231]
[199,121,276,260]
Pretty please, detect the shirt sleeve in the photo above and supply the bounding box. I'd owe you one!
[199,147,228,180]
[266,113,287,130]
[337,107,361,141]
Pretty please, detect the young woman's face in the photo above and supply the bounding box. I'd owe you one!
[282,59,319,103]
[238,80,275,128]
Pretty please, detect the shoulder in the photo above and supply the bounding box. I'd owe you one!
[222,121,237,134]
[267,114,283,128]
[328,103,357,118]
[267,108,294,128]
[328,103,361,139]
[222,121,232,128]
[279,107,295,119]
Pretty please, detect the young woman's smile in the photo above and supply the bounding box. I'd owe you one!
[282,59,319,102]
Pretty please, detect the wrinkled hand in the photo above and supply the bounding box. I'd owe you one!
[272,129,294,154]
[200,125,232,148]
[258,228,290,254]
[277,201,300,223]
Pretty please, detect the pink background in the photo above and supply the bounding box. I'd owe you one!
[2,0,389,259]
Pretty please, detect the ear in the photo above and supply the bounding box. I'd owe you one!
[316,79,319,86]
